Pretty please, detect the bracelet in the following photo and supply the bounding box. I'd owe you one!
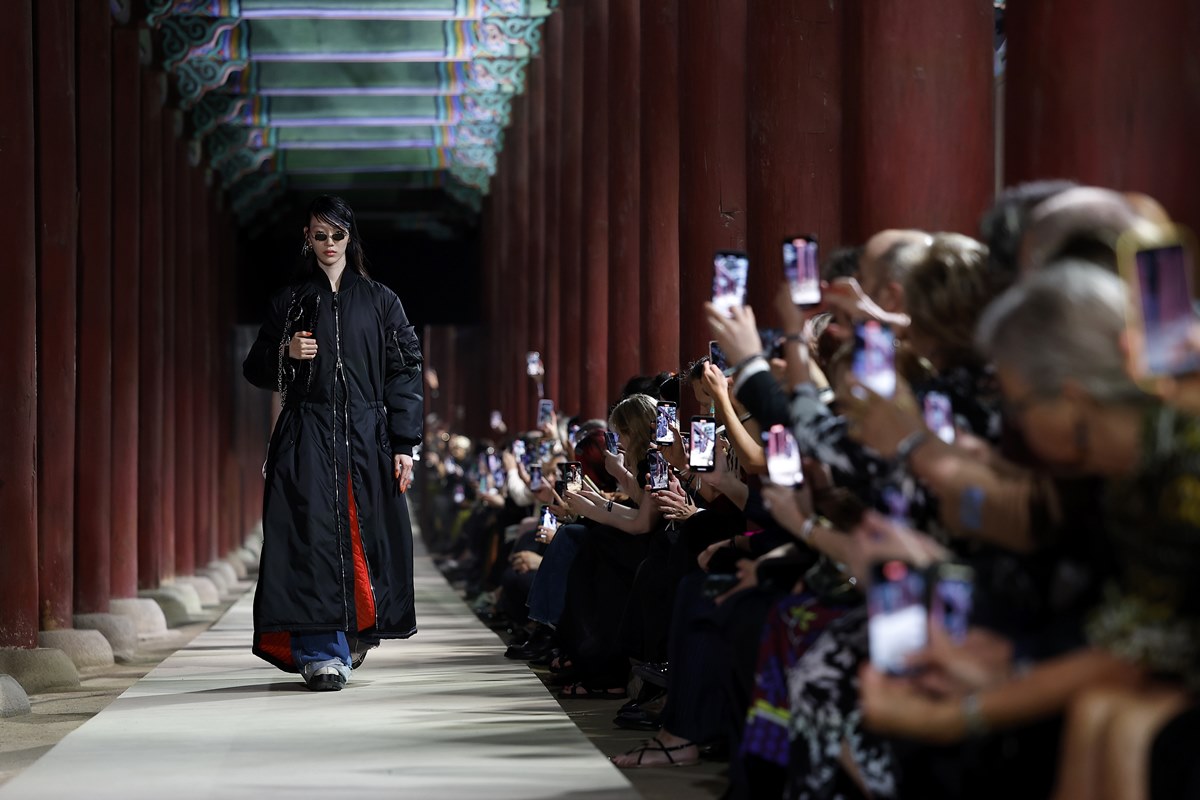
[961,693,988,738]
[730,352,766,376]
[605,499,614,512]
[895,430,932,466]
[798,516,817,544]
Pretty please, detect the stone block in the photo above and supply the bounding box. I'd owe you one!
[207,559,240,590]
[37,629,115,670]
[0,648,80,694]
[0,674,30,717]
[173,575,220,607]
[73,612,140,661]
[107,598,169,638]
[197,566,232,596]
[139,583,203,627]
[224,552,249,580]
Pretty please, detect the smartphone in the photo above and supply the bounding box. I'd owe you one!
[1117,227,1200,379]
[558,461,583,494]
[529,465,543,492]
[712,250,750,318]
[553,479,567,498]
[512,439,527,460]
[782,234,822,308]
[452,483,465,504]
[489,409,503,430]
[867,560,928,676]
[526,351,542,377]
[701,572,740,600]
[537,440,554,461]
[923,391,956,444]
[655,401,678,445]
[540,504,557,531]
[765,424,804,486]
[536,399,555,427]
[709,339,729,372]
[605,430,620,456]
[852,321,896,399]
[689,416,718,472]
[648,449,671,491]
[567,423,581,448]
[930,562,975,645]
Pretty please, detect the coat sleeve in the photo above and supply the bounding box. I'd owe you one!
[243,289,292,391]
[383,294,424,458]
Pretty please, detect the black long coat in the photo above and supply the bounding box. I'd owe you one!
[242,268,423,672]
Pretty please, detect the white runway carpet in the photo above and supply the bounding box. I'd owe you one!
[0,548,639,800]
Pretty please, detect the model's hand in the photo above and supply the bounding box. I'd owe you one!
[657,423,688,472]
[394,454,414,493]
[289,332,317,360]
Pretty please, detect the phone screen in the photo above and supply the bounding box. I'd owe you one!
[655,402,677,444]
[867,560,928,676]
[540,504,557,530]
[567,424,580,448]
[689,417,717,471]
[559,461,583,494]
[1134,243,1200,376]
[452,483,465,504]
[852,321,896,398]
[490,410,503,430]
[529,465,543,491]
[709,339,729,372]
[931,564,974,645]
[512,440,527,460]
[783,235,821,307]
[526,351,542,377]
[712,251,749,317]
[605,430,620,455]
[765,424,804,486]
[923,392,955,444]
[648,450,671,491]
[536,399,555,427]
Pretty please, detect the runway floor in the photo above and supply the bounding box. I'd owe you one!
[0,546,641,800]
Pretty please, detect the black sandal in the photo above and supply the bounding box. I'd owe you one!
[614,737,699,768]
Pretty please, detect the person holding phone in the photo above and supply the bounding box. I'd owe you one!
[243,195,424,692]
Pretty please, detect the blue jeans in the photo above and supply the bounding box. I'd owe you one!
[527,523,587,626]
[291,630,352,681]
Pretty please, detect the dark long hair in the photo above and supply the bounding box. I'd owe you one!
[297,195,370,279]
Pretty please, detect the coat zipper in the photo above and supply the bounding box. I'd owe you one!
[333,290,380,630]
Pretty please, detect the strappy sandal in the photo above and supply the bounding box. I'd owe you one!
[613,737,699,769]
[558,682,628,700]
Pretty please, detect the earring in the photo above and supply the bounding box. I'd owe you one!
[301,240,311,256]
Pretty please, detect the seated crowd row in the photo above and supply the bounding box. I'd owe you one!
[417,182,1200,800]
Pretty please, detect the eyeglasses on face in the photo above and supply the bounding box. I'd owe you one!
[311,231,347,242]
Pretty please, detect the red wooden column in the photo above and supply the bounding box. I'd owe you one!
[110,25,142,600]
[160,111,179,578]
[747,0,844,324]
[138,69,165,589]
[607,0,641,398]
[579,0,610,417]
[35,0,79,632]
[75,0,115,614]
[678,0,748,366]
[541,10,563,406]
[557,0,584,417]
[193,170,213,570]
[842,2,993,242]
[639,0,681,376]
[0,0,38,649]
[510,93,532,432]
[175,157,196,578]
[527,51,548,418]
[1006,0,1200,235]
